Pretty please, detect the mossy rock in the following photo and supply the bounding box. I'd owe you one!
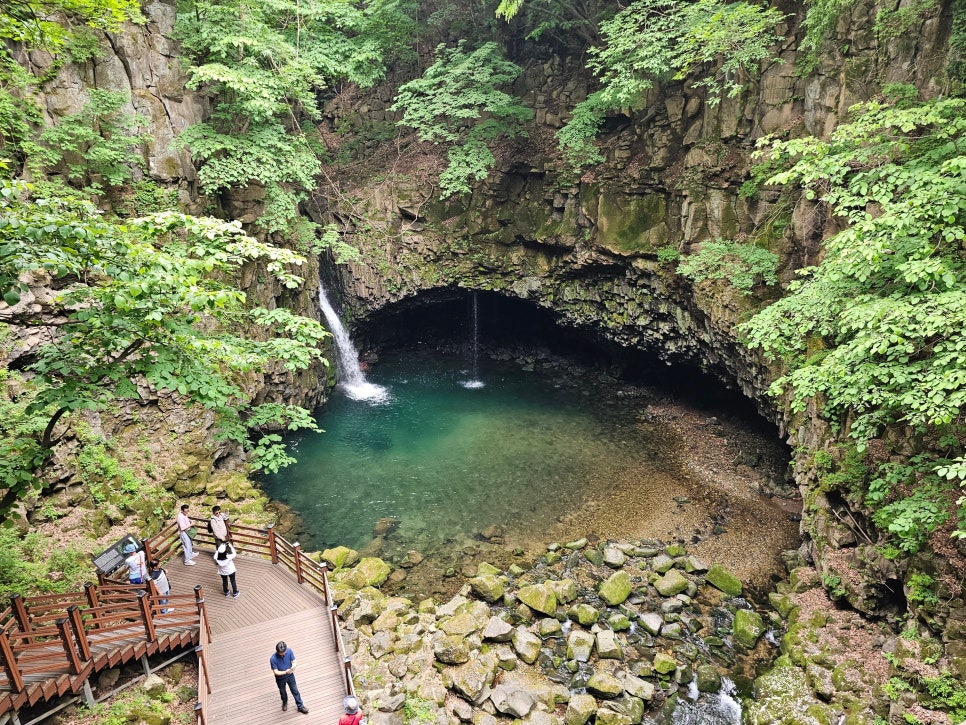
[734,609,765,649]
[343,557,392,588]
[705,563,743,597]
[469,574,505,603]
[599,571,633,605]
[518,583,558,616]
[744,664,838,725]
[654,569,689,597]
[322,546,360,569]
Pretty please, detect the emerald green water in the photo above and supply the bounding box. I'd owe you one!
[261,351,669,556]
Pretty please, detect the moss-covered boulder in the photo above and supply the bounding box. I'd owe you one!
[343,557,391,588]
[599,571,633,605]
[696,664,722,693]
[549,578,578,603]
[434,634,471,664]
[654,569,689,597]
[518,583,558,616]
[322,545,360,569]
[706,563,743,597]
[469,574,505,603]
[653,652,678,675]
[564,694,598,725]
[733,608,765,648]
[512,626,543,665]
[567,630,596,662]
[571,603,600,626]
[444,653,499,703]
[744,663,838,725]
[587,672,623,699]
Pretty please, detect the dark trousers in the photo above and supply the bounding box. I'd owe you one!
[275,673,304,708]
[220,572,238,595]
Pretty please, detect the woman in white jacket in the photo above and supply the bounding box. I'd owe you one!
[214,541,240,598]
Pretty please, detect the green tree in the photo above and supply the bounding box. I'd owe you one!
[556,0,784,169]
[0,178,329,520]
[0,0,142,49]
[174,0,415,241]
[742,90,966,538]
[392,41,533,197]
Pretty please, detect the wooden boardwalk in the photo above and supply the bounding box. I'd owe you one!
[185,547,347,725]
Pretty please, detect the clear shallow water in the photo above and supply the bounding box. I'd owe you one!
[261,351,668,555]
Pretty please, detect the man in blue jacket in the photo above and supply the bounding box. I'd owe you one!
[270,641,309,714]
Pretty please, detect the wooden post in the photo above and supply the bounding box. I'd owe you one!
[194,702,206,725]
[293,542,303,584]
[195,586,211,643]
[68,606,92,661]
[9,594,30,633]
[57,618,82,674]
[137,591,156,642]
[97,570,107,586]
[84,583,101,630]
[195,644,211,694]
[329,604,339,651]
[267,525,278,565]
[0,629,24,692]
[142,538,154,567]
[82,678,95,707]
[343,656,353,695]
[320,562,330,603]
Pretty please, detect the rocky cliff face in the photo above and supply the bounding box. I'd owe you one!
[315,0,959,633]
[12,0,962,648]
[8,0,330,500]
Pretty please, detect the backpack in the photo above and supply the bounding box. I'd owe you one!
[206,518,214,533]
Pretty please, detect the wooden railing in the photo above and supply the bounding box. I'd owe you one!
[149,520,357,698]
[0,580,204,716]
[0,515,354,722]
[194,586,211,725]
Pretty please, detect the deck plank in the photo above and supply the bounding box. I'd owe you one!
[0,549,350,725]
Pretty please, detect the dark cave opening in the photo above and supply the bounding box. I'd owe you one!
[354,288,778,438]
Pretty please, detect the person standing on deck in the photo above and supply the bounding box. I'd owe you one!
[340,696,365,725]
[177,503,199,566]
[214,540,240,597]
[149,559,170,613]
[270,641,309,714]
[123,543,147,584]
[209,504,230,544]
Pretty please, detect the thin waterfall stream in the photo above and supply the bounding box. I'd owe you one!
[317,285,388,403]
[460,290,484,389]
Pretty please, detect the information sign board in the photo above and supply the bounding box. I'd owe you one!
[92,534,140,576]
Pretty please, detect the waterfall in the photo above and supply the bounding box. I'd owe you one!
[670,677,742,725]
[318,286,388,402]
[461,290,485,389]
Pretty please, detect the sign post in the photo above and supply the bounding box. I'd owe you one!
[92,534,141,578]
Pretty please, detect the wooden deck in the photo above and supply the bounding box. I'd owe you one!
[185,548,347,725]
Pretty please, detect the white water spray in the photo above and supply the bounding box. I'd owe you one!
[671,676,742,725]
[318,286,388,403]
[461,290,485,389]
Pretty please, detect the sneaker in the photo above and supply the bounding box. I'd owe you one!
[184,560,196,566]
[297,707,309,715]
[282,704,288,712]
[190,552,200,559]
[224,591,230,597]
[232,591,240,598]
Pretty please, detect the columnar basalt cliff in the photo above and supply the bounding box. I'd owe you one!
[314,0,961,632]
